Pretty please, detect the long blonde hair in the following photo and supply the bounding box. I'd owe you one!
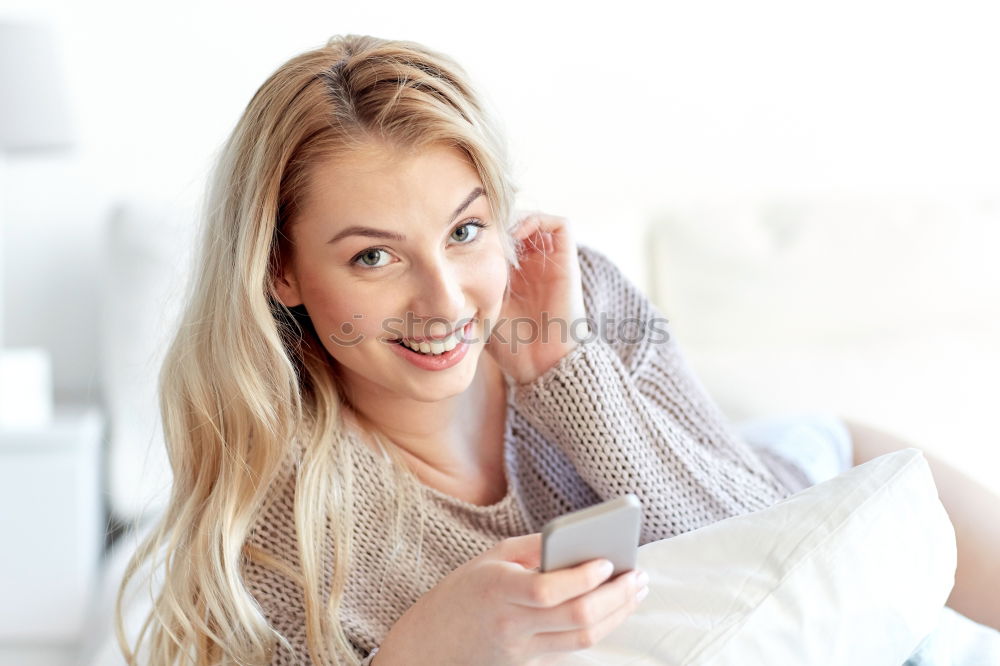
[115,33,519,664]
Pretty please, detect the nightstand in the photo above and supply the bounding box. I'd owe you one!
[0,405,104,644]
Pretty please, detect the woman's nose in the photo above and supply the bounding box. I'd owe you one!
[407,258,467,328]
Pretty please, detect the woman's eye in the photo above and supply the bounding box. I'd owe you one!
[351,220,487,271]
[451,219,487,244]
[352,248,391,269]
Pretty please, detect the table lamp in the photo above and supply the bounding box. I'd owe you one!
[0,19,75,428]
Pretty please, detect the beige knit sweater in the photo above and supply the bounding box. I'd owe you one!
[242,245,807,664]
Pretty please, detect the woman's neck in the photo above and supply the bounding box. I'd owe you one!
[342,355,509,487]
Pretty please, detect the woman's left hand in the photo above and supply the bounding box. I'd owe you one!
[485,211,589,385]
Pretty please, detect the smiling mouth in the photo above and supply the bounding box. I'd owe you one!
[390,321,474,355]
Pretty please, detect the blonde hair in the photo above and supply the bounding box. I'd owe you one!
[115,33,519,664]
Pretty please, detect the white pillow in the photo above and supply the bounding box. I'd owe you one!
[564,448,956,665]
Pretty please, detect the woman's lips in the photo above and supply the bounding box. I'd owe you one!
[396,320,474,344]
[388,321,474,370]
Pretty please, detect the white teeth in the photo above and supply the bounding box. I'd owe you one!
[401,326,466,355]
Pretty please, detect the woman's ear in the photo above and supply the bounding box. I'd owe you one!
[271,266,304,308]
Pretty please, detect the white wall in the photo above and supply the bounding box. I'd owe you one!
[1,0,998,401]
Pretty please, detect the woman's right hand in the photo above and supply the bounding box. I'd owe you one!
[372,533,650,666]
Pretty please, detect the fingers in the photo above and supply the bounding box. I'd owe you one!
[525,570,647,653]
[529,568,645,632]
[513,218,552,259]
[492,533,542,570]
[515,214,568,241]
[513,213,572,252]
[514,211,568,235]
[504,557,615,608]
[514,233,556,267]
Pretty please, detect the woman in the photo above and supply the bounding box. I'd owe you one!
[115,34,998,665]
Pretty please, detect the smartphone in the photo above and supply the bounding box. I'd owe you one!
[540,494,643,577]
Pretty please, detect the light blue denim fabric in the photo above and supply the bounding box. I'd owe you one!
[735,411,854,487]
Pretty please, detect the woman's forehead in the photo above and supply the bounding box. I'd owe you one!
[302,142,485,226]
[320,139,474,178]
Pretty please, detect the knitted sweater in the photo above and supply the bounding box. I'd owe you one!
[242,245,806,665]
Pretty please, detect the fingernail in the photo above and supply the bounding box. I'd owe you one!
[636,586,649,602]
[599,560,615,577]
[636,571,650,587]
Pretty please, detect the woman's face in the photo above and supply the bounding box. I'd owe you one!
[274,140,509,404]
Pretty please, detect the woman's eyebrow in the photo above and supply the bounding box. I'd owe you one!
[326,186,484,244]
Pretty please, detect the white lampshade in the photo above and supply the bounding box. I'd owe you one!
[0,21,75,152]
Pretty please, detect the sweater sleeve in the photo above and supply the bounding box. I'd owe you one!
[511,245,792,543]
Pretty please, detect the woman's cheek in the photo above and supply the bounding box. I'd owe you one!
[318,311,360,351]
[476,249,510,312]
[302,288,374,351]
